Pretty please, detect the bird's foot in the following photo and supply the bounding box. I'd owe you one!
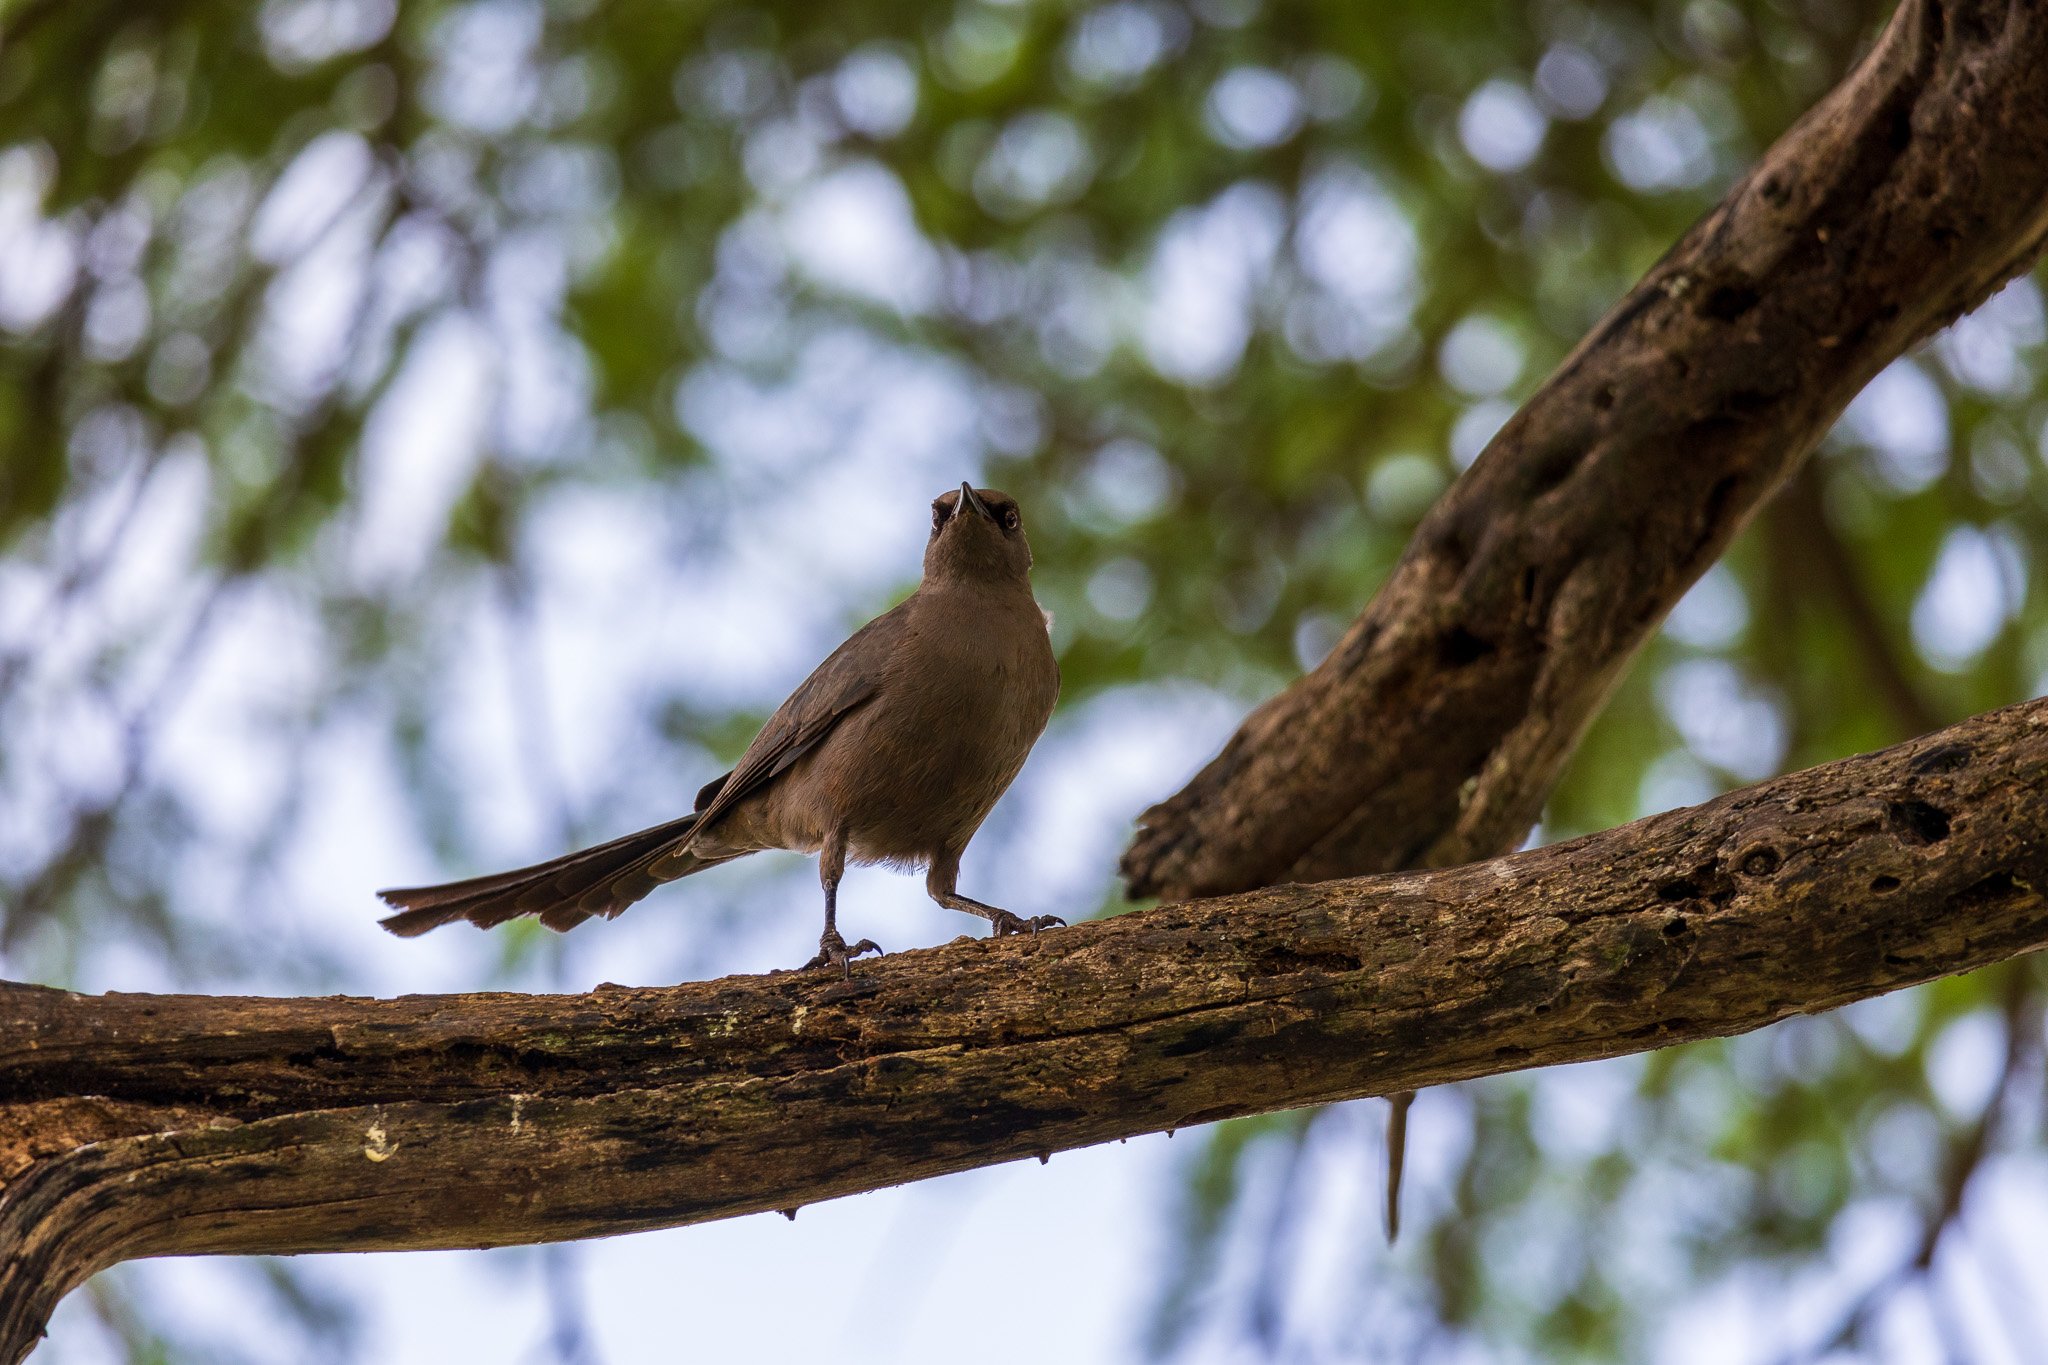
[987,909,1066,938]
[803,929,882,980]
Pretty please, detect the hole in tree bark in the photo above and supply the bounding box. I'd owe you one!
[1662,915,1688,937]
[1524,443,1580,498]
[1701,283,1760,320]
[1440,626,1494,665]
[1869,874,1901,893]
[1740,847,1781,877]
[1886,800,1950,845]
[1657,878,1701,902]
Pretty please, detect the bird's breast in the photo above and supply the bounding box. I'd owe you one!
[825,590,1057,860]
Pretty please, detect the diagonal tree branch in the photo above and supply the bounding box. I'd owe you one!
[1121,0,2048,901]
[4,698,2046,1364]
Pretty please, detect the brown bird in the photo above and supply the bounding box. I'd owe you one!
[379,483,1064,974]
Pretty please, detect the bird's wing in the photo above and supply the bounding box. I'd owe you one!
[687,600,906,835]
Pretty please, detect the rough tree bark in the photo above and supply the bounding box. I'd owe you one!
[1122,0,2048,899]
[3,700,2045,1364]
[7,0,2048,1359]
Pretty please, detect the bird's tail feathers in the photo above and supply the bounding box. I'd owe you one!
[377,813,721,937]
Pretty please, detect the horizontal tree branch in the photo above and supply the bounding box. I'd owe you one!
[1121,0,2048,900]
[5,698,2046,1363]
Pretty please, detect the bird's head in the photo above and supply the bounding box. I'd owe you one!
[924,483,1034,584]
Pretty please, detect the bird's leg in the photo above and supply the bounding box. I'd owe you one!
[925,851,1064,938]
[803,831,879,978]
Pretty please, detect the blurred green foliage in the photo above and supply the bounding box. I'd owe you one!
[2,0,2046,1358]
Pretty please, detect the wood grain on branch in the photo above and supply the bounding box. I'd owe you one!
[4,699,2046,1363]
[1122,0,2048,899]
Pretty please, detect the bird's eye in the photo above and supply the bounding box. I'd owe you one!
[1001,508,1020,531]
[932,501,951,531]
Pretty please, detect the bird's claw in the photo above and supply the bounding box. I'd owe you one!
[803,930,882,979]
[989,910,1066,938]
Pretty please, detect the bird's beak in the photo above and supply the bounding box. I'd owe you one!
[958,481,993,521]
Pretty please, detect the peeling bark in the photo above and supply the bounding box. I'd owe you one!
[4,699,2046,1364]
[1121,0,2048,900]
